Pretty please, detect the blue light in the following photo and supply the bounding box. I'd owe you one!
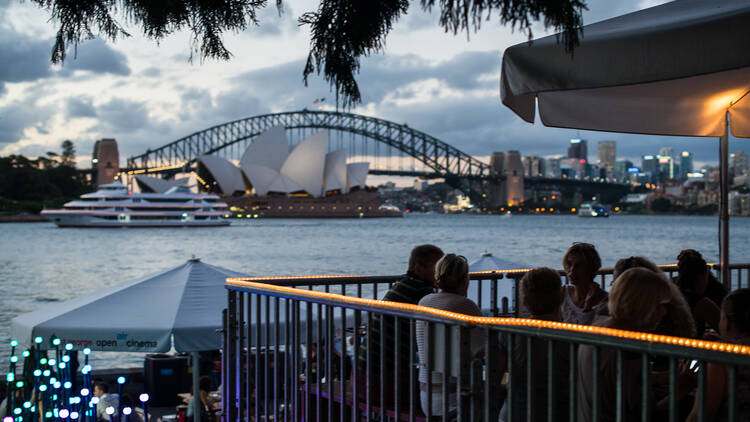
[117,376,126,384]
[40,358,47,365]
[10,340,18,347]
[64,381,72,389]
[43,370,50,377]
[65,343,73,351]
[33,370,41,377]
[5,373,13,382]
[10,356,18,363]
[83,348,91,355]
[80,388,90,396]
[39,385,48,392]
[52,338,61,346]
[22,351,30,358]
[62,356,70,362]
[34,337,43,344]
[23,402,31,409]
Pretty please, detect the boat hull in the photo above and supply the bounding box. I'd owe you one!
[42,213,230,228]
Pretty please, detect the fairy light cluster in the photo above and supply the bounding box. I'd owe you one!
[227,279,750,356]
[4,338,151,422]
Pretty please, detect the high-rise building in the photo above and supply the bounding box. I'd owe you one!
[659,146,674,159]
[92,138,119,186]
[679,151,693,180]
[543,157,562,178]
[732,151,748,175]
[642,155,660,184]
[568,139,587,161]
[522,155,543,177]
[659,156,675,181]
[597,141,616,169]
[613,159,634,183]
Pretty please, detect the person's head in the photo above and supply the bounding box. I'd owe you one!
[520,267,563,317]
[408,244,444,284]
[562,242,601,285]
[720,288,750,339]
[435,253,469,295]
[199,375,212,392]
[93,382,109,397]
[613,256,661,280]
[677,249,709,294]
[610,268,673,331]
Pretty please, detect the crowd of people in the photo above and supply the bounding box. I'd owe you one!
[368,243,750,422]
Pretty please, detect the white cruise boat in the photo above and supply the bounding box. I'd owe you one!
[41,181,231,227]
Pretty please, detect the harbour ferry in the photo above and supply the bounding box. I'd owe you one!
[577,202,609,218]
[41,181,231,227]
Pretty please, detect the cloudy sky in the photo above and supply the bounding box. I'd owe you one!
[0,0,744,169]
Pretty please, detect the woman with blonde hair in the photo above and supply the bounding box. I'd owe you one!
[561,242,608,325]
[612,256,695,338]
[416,253,483,418]
[578,268,692,422]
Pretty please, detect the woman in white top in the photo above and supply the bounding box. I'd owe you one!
[416,253,483,419]
[561,242,608,325]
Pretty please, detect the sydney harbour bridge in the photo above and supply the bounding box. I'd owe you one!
[123,110,629,207]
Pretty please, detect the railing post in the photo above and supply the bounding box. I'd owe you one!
[484,328,501,422]
[226,290,238,422]
[457,325,473,421]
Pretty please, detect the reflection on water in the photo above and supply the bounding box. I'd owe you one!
[1,214,748,367]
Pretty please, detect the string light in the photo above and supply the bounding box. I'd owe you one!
[227,279,750,356]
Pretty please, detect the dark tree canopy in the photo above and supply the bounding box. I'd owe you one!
[32,0,586,107]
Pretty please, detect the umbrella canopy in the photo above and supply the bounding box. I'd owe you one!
[12,258,248,352]
[468,252,530,314]
[501,0,750,136]
[500,0,750,286]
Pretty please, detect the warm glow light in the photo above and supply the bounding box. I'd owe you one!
[226,279,750,356]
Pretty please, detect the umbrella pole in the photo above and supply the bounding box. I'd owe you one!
[192,352,201,422]
[720,112,730,289]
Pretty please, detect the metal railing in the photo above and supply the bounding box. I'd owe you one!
[221,264,750,422]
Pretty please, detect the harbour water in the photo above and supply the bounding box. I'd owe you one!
[2,214,749,367]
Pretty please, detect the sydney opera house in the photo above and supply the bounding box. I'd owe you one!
[136,127,400,218]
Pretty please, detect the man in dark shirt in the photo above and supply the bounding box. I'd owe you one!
[362,244,444,410]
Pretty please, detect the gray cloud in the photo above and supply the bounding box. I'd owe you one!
[0,31,53,92]
[0,97,56,144]
[140,67,161,78]
[57,38,130,76]
[65,97,97,119]
[250,3,298,37]
[95,98,150,133]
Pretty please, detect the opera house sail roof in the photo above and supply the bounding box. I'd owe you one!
[198,127,370,197]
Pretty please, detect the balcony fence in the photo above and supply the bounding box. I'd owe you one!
[221,264,750,422]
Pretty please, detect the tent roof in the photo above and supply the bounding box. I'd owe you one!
[12,259,247,352]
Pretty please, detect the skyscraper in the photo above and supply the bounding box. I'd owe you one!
[568,139,587,161]
[679,151,693,180]
[659,146,674,159]
[732,151,748,175]
[642,155,660,184]
[597,141,616,168]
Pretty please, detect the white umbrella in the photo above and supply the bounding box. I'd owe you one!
[500,0,750,286]
[12,258,248,422]
[468,252,530,314]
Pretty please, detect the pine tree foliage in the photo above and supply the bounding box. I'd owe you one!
[31,0,586,107]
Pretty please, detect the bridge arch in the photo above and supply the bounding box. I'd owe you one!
[127,110,491,181]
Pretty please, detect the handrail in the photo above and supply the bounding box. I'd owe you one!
[227,262,750,286]
[226,278,750,365]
